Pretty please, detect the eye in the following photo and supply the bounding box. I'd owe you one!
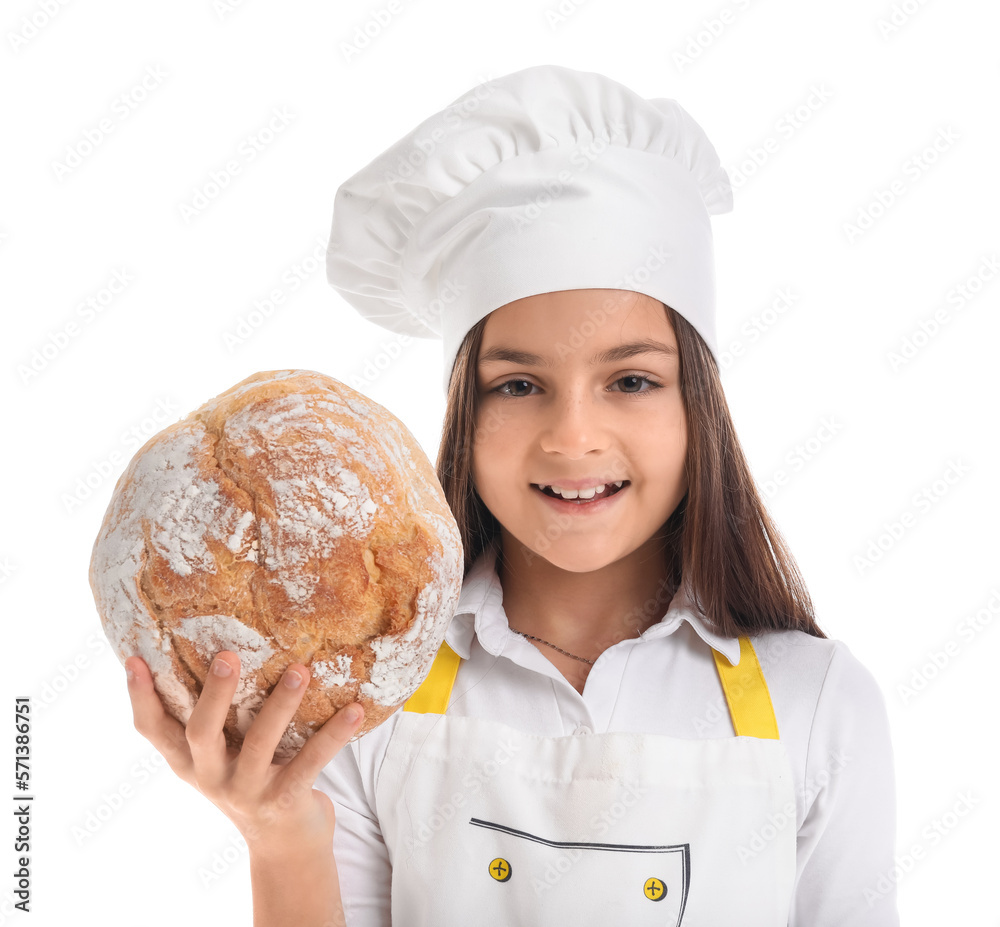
[611,375,661,395]
[494,379,537,399]
[492,376,663,399]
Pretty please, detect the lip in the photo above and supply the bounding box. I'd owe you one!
[532,481,629,511]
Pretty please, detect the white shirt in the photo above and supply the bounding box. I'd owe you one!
[317,547,900,926]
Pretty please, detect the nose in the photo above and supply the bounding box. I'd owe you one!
[537,387,610,458]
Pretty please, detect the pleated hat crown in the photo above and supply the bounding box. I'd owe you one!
[326,64,733,392]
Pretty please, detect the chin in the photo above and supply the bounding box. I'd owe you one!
[507,534,628,574]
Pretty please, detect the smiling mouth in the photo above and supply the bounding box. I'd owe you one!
[532,481,630,503]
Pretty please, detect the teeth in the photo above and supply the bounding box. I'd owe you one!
[542,480,624,500]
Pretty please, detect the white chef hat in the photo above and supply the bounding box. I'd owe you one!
[326,64,733,393]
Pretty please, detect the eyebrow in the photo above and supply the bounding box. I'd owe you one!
[478,339,678,368]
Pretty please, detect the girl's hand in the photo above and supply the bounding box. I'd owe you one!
[125,651,364,853]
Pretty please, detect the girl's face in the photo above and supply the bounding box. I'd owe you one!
[472,289,688,574]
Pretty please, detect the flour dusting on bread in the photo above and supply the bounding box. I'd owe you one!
[89,369,463,756]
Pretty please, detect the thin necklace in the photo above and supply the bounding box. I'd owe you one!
[509,628,595,665]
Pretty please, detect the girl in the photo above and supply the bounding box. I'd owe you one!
[126,65,898,926]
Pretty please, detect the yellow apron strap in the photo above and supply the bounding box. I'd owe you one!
[403,640,462,714]
[403,636,778,738]
[712,636,780,739]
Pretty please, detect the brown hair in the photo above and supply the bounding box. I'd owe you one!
[435,303,825,640]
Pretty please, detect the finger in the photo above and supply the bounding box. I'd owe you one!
[183,651,242,785]
[232,664,313,786]
[261,703,366,849]
[280,702,366,792]
[125,656,195,783]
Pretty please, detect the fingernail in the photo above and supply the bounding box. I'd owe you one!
[125,664,135,683]
[212,658,232,677]
[344,705,362,723]
[282,669,302,689]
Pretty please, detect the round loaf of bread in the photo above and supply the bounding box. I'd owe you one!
[89,369,463,758]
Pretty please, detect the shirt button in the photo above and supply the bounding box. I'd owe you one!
[574,723,593,736]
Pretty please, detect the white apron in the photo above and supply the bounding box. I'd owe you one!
[376,636,796,926]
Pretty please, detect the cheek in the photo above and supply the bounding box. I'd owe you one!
[472,409,526,500]
[475,399,525,449]
[476,400,517,445]
[648,398,686,439]
[652,404,688,485]
[471,412,505,487]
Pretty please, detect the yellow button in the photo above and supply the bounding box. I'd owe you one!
[643,877,666,901]
[488,857,512,883]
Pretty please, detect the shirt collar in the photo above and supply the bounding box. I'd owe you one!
[444,544,743,665]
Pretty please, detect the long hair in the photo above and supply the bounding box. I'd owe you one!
[434,303,825,639]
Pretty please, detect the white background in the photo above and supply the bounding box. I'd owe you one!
[2,0,998,924]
